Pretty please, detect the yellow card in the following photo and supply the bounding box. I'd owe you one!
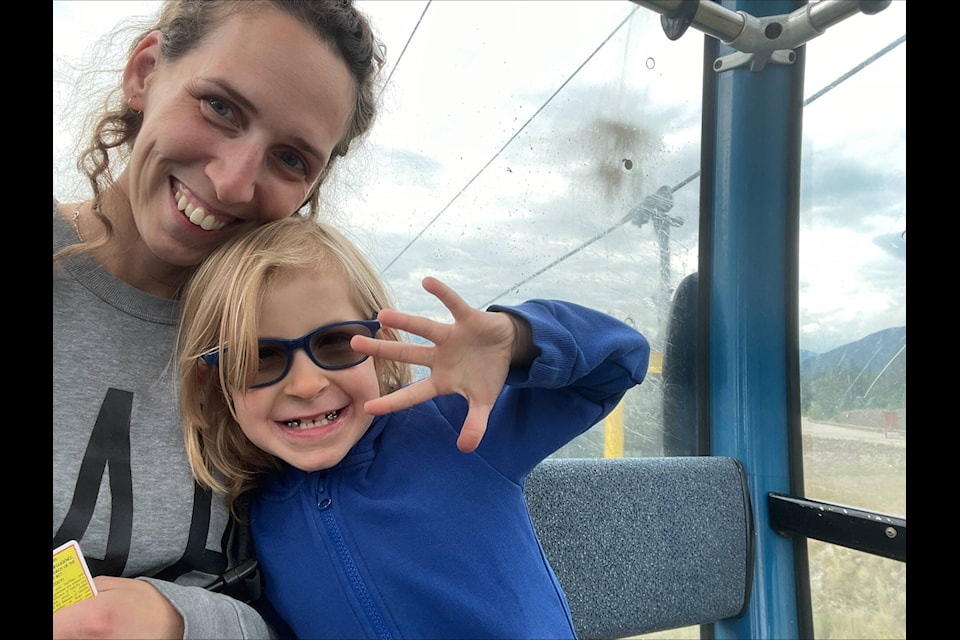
[53,540,98,613]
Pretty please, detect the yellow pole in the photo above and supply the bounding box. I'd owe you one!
[603,350,659,458]
[604,401,624,458]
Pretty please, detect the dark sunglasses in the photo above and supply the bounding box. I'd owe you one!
[200,320,381,389]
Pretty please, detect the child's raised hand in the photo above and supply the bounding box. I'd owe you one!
[350,276,527,453]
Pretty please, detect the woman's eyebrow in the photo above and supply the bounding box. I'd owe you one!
[207,77,259,116]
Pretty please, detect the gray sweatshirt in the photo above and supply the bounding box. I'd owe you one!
[53,203,273,639]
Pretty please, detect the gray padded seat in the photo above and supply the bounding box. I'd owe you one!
[524,456,753,639]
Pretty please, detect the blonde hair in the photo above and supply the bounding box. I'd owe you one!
[178,217,412,512]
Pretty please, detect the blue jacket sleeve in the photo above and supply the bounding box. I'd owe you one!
[478,299,650,480]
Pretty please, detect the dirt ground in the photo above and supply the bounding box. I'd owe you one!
[802,416,906,448]
[826,408,906,432]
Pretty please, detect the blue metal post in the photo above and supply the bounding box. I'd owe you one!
[706,1,804,638]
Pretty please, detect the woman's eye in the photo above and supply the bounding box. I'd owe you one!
[206,97,234,120]
[278,150,308,173]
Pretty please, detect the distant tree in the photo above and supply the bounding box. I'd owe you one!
[801,354,905,421]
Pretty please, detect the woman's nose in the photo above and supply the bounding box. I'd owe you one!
[206,139,264,205]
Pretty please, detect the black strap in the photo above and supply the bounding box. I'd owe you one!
[206,493,263,603]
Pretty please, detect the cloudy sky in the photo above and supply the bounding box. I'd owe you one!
[53,0,906,355]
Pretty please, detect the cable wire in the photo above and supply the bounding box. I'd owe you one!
[804,34,905,106]
[378,1,432,100]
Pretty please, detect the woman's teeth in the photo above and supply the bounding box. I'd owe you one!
[284,410,341,429]
[174,189,227,231]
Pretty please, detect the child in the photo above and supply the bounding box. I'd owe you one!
[177,216,650,639]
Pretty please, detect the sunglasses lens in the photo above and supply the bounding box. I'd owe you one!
[255,342,290,387]
[310,323,377,368]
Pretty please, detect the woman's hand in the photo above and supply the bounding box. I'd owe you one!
[53,576,184,639]
[351,276,536,453]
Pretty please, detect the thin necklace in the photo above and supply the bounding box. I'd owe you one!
[72,208,83,242]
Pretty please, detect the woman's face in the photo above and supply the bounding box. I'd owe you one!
[124,9,356,268]
[231,268,382,473]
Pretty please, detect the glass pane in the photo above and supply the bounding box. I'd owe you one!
[341,1,704,460]
[799,1,907,638]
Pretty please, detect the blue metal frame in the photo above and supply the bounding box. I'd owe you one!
[703,1,807,637]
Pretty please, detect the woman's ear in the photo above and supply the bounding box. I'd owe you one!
[123,30,163,112]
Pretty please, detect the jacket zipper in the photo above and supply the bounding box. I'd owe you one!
[316,476,393,639]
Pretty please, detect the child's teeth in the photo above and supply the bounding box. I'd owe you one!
[285,411,340,429]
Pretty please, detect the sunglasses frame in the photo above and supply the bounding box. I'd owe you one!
[200,319,381,388]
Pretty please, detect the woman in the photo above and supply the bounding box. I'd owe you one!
[53,1,384,637]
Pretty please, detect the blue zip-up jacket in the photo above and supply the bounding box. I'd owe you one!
[251,299,650,639]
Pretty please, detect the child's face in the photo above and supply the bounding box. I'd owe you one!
[230,269,380,472]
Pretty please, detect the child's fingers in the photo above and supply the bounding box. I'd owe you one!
[421,277,475,322]
[376,308,450,345]
[364,380,438,416]
[351,335,434,367]
[455,403,493,453]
